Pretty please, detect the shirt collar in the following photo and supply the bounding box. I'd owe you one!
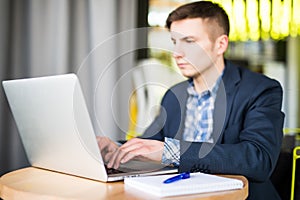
[187,72,223,98]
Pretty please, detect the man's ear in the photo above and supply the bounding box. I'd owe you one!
[216,35,228,55]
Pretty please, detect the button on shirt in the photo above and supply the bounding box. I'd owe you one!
[162,76,222,166]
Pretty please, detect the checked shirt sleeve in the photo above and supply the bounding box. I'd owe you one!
[161,137,180,166]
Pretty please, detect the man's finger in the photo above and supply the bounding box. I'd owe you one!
[113,142,144,168]
[108,142,143,169]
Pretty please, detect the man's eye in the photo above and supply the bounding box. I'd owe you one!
[185,39,195,43]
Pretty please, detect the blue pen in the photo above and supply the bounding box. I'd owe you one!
[163,172,190,184]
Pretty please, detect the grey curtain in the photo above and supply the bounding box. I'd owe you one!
[0,0,137,176]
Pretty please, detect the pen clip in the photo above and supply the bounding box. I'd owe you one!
[163,172,190,184]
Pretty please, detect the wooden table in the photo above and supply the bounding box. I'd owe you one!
[0,167,248,200]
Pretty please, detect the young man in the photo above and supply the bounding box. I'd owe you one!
[98,1,284,199]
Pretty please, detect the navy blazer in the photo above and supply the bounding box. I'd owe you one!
[142,60,285,200]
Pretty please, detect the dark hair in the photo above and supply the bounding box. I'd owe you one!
[166,1,230,36]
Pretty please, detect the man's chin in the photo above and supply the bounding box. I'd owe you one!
[180,71,194,79]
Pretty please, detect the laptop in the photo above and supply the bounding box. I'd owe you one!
[2,73,177,182]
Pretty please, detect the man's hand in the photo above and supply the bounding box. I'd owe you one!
[96,136,118,164]
[107,138,164,169]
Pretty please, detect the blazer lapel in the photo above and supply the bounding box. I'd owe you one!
[169,81,189,140]
[214,61,241,143]
[198,61,241,157]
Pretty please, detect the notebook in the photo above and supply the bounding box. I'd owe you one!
[124,172,244,197]
[2,73,177,182]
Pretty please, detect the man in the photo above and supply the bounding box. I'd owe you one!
[98,1,284,199]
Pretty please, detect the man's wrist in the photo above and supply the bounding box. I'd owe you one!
[161,137,180,166]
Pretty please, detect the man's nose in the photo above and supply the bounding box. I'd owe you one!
[172,44,184,58]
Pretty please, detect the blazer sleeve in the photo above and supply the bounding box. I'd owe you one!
[142,81,188,141]
[140,105,166,141]
[179,78,285,182]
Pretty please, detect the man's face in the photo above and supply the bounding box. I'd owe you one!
[170,18,219,79]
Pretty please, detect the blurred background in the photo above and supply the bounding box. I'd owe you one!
[0,0,300,199]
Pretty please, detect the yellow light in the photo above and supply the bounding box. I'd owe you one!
[281,0,292,38]
[233,0,247,41]
[291,0,300,36]
[246,0,260,41]
[271,0,282,40]
[259,0,271,40]
[296,0,300,35]
[213,0,222,4]
[215,0,299,41]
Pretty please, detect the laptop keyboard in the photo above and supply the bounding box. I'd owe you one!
[105,165,126,174]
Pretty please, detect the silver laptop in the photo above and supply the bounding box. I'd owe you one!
[2,73,177,182]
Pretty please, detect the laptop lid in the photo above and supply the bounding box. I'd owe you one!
[2,74,177,182]
[2,74,111,181]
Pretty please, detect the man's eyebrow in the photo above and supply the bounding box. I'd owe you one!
[171,35,196,41]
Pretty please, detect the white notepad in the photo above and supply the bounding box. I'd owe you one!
[124,172,244,197]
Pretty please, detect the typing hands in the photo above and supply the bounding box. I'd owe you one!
[96,136,164,169]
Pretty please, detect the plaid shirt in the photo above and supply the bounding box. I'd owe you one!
[162,76,221,166]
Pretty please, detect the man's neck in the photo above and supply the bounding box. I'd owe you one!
[193,59,225,94]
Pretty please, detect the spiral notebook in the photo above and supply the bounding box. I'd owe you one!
[124,172,244,197]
